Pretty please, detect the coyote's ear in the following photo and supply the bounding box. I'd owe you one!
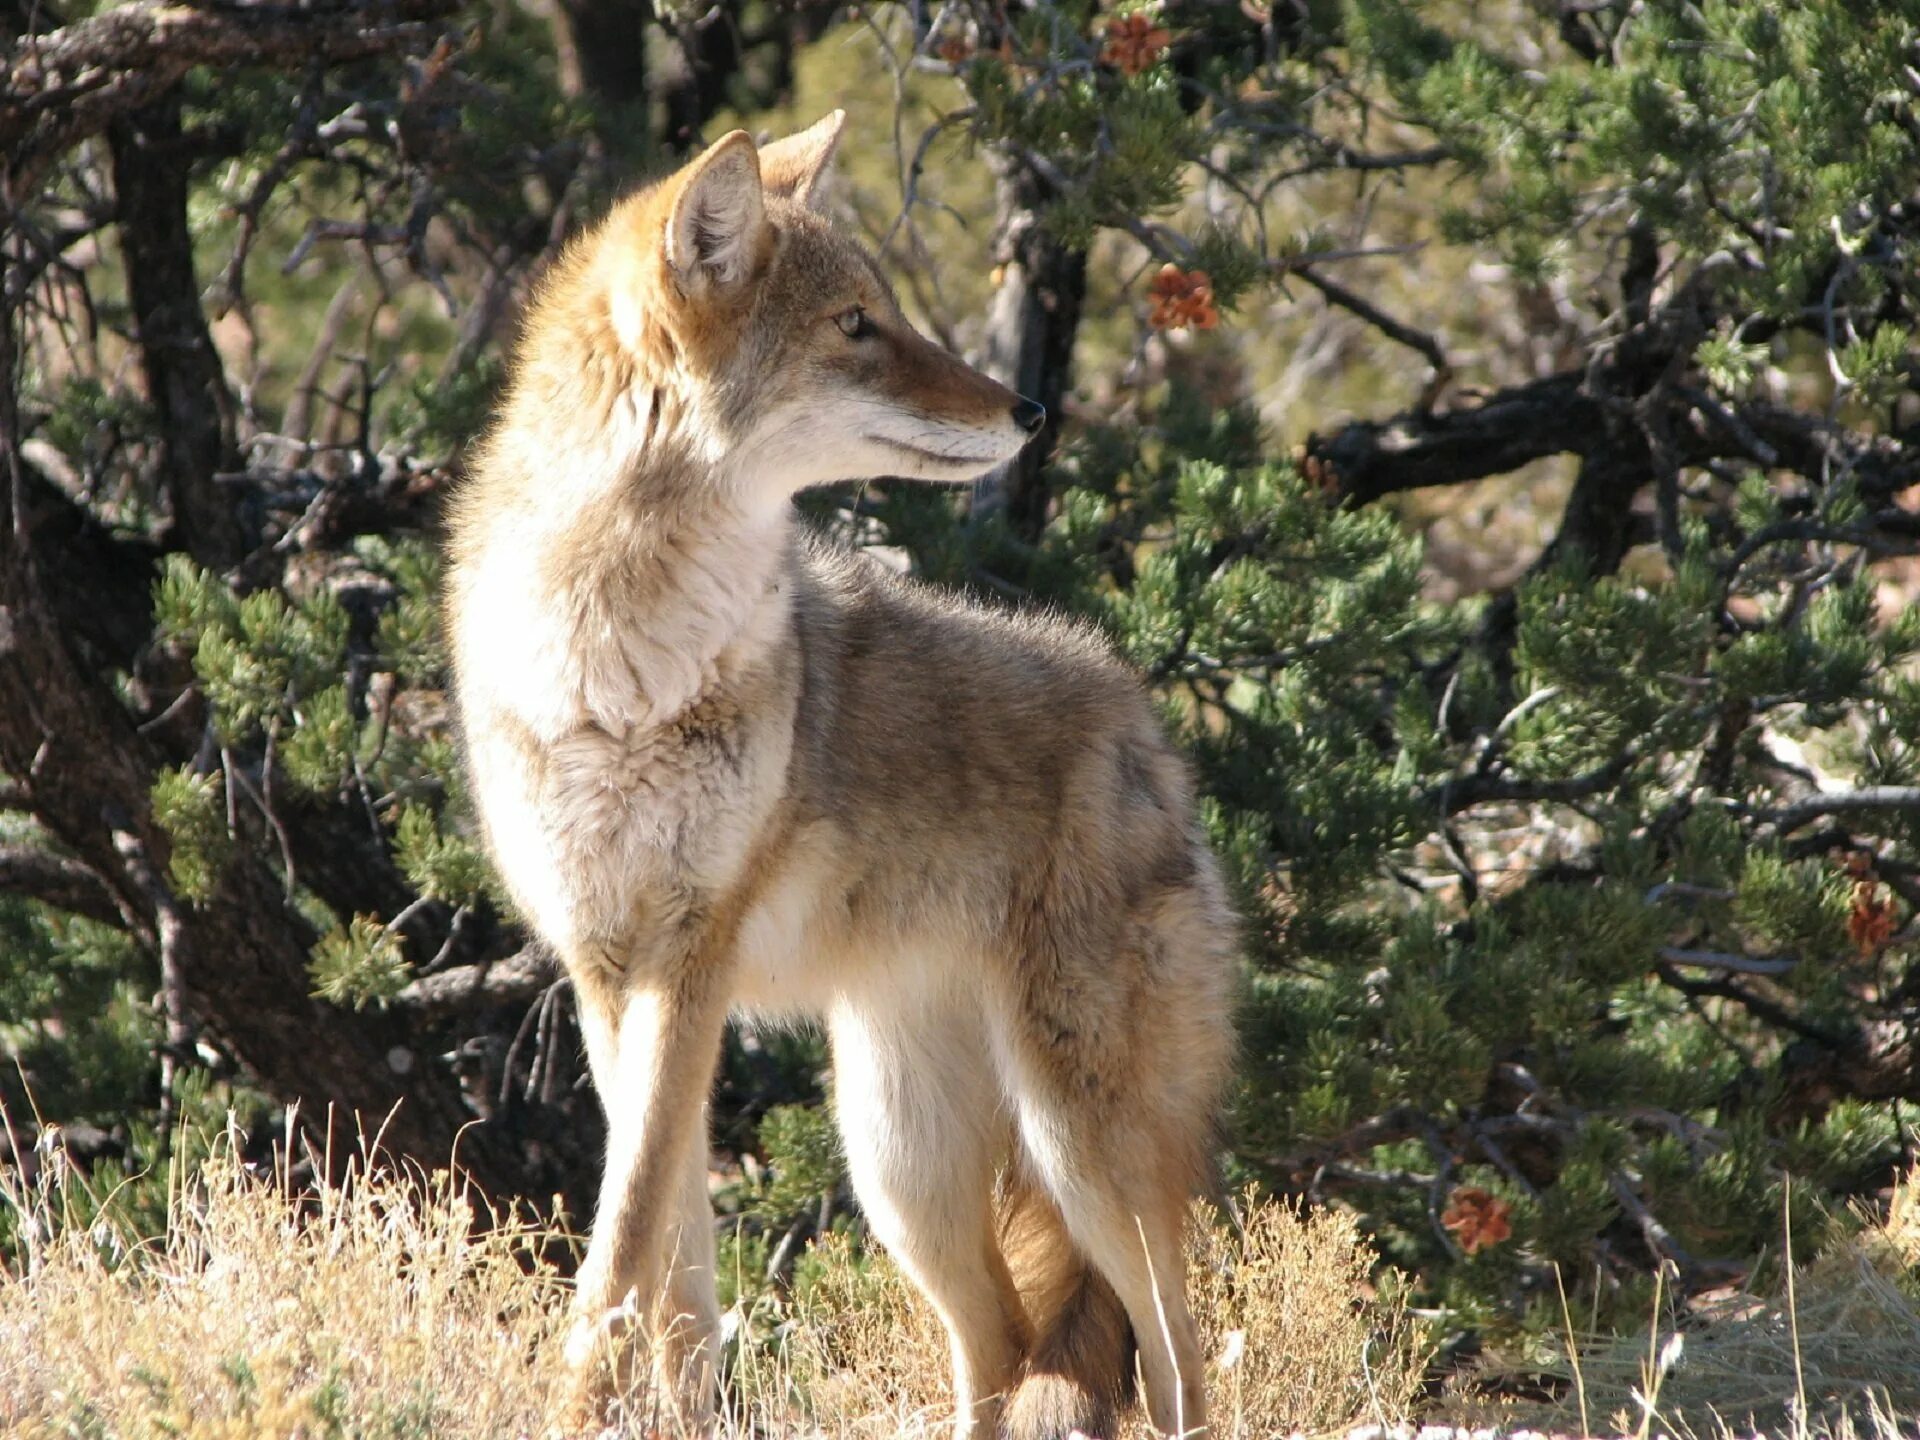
[757,110,846,210]
[665,130,766,292]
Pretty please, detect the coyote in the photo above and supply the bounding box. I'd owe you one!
[445,113,1235,1439]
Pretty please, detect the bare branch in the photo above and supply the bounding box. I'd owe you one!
[2,0,458,188]
[111,822,195,1146]
[1307,371,1602,504]
[1657,946,1797,977]
[392,946,556,1021]
[1295,266,1450,388]
[1609,1169,1742,1282]
[1741,786,1920,834]
[0,843,123,924]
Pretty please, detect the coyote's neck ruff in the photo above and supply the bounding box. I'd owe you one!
[446,113,1235,1440]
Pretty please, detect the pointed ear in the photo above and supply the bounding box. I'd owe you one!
[757,110,846,210]
[665,131,766,291]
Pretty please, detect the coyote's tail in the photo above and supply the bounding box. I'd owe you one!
[997,1173,1134,1440]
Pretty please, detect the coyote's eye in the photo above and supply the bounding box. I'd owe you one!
[835,306,875,340]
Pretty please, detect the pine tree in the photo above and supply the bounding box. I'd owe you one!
[926,0,1920,1330]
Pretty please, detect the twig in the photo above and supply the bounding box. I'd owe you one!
[1295,265,1450,396]
[1657,946,1797,977]
[1738,786,1920,833]
[878,107,976,258]
[1608,1168,1736,1283]
[0,844,125,925]
[1656,965,1845,1046]
[1269,241,1426,274]
[109,822,194,1155]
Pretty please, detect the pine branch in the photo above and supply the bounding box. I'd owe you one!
[1729,398,1920,498]
[1657,967,1845,1047]
[1268,1103,1426,1182]
[2,0,458,187]
[0,415,572,1207]
[1726,523,1920,587]
[0,844,123,925]
[1742,787,1920,834]
[1433,751,1637,815]
[1308,309,1915,513]
[1777,1014,1920,1122]
[392,946,556,1021]
[1308,372,1603,504]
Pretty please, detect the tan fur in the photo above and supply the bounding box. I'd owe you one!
[444,112,1237,1440]
[998,1175,1135,1438]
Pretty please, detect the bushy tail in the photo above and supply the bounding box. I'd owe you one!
[997,1173,1133,1440]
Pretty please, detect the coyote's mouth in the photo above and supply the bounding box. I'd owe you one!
[864,434,1006,467]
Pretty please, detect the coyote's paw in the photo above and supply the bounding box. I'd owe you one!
[548,1359,615,1436]
[542,1392,617,1440]
[551,1307,628,1436]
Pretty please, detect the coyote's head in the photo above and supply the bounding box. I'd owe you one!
[592,113,1043,496]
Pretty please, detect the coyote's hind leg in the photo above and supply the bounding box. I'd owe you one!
[1006,881,1231,1438]
[829,991,1033,1440]
[1044,1161,1206,1438]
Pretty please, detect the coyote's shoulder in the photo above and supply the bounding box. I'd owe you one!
[444,114,1235,1440]
[784,536,1197,862]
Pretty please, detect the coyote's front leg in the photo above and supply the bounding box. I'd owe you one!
[562,964,730,1428]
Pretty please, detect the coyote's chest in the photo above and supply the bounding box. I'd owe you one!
[473,693,793,972]
[453,519,800,971]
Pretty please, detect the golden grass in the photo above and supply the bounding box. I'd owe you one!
[777,1197,1429,1440]
[21,1123,1920,1440]
[1185,1198,1426,1439]
[0,1129,1426,1439]
[0,1132,573,1438]
[777,1229,953,1437]
[1479,1166,1920,1438]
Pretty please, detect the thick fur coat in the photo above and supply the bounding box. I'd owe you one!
[445,113,1237,1439]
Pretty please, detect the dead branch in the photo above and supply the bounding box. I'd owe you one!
[2,0,458,189]
[393,946,556,1021]
[0,843,124,925]
[1308,371,1602,503]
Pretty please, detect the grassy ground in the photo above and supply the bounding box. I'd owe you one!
[0,1128,1423,1439]
[3,1128,1916,1439]
[1482,1178,1920,1439]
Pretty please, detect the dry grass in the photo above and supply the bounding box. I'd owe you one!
[777,1229,953,1436]
[0,1131,573,1437]
[0,1128,1426,1439]
[1540,1255,1920,1437]
[1481,1166,1920,1437]
[24,1127,1920,1440]
[1185,1198,1426,1438]
[779,1197,1429,1440]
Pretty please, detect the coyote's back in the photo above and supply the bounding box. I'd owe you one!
[444,112,1236,1440]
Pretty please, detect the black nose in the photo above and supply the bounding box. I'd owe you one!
[1010,397,1046,435]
